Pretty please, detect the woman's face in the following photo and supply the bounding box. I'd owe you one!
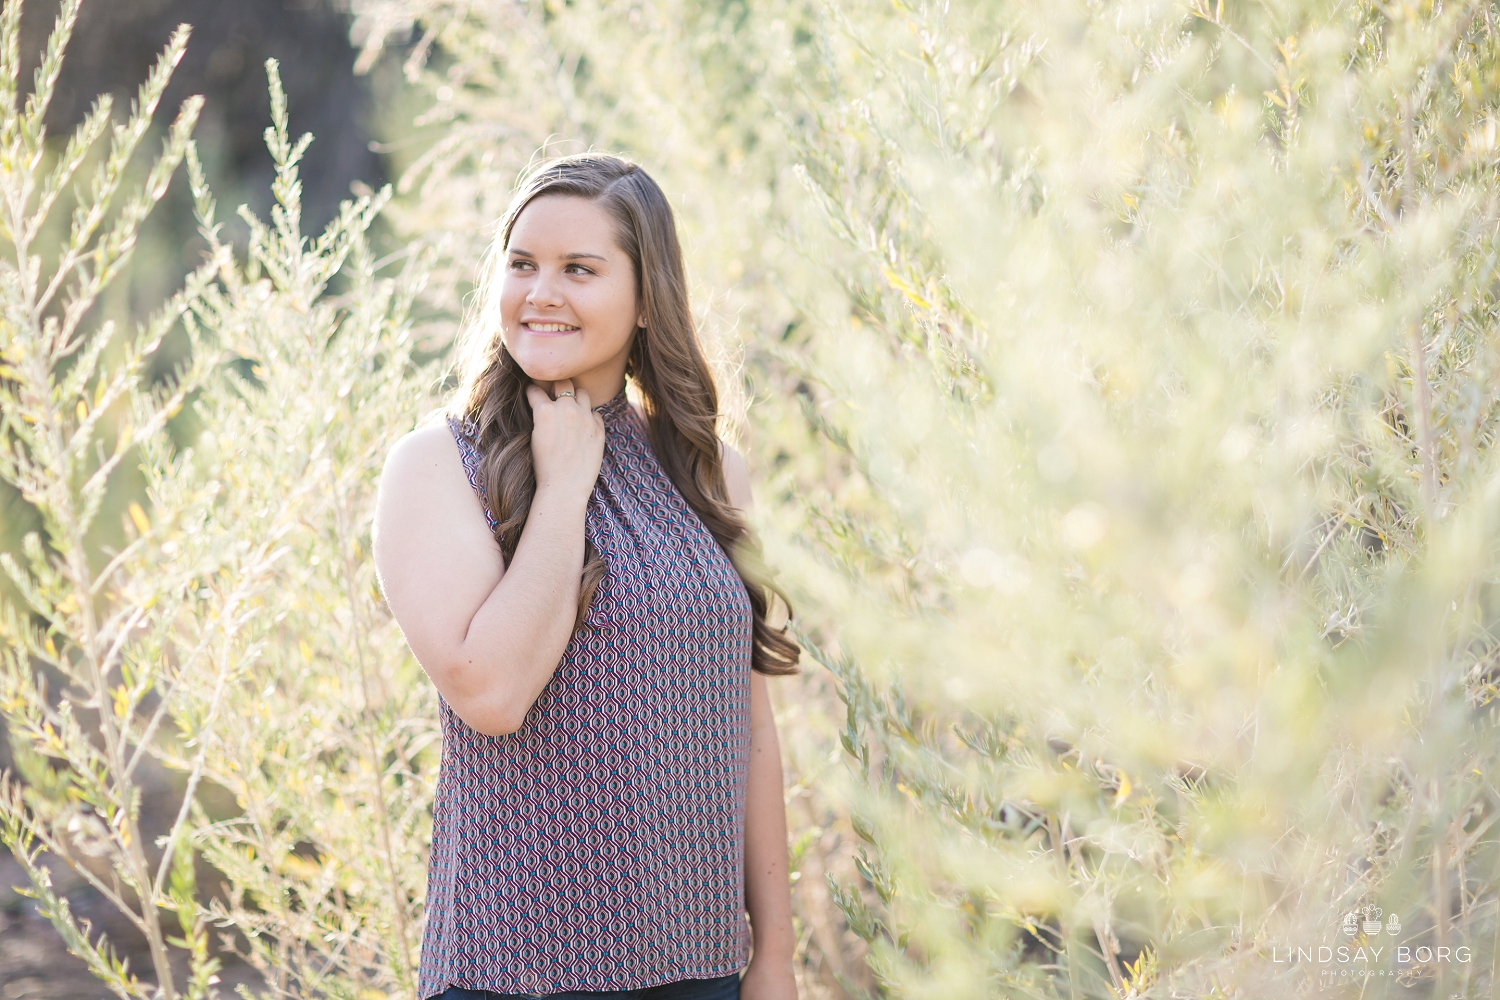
[498,194,642,398]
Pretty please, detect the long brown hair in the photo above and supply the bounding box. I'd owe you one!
[451,152,799,676]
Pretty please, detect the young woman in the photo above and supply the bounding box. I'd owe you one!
[373,153,801,1000]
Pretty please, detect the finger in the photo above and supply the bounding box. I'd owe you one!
[574,385,593,410]
[525,384,551,412]
[552,377,576,402]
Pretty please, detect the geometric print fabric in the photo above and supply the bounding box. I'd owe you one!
[416,387,754,997]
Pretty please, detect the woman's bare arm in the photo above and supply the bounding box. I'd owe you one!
[725,443,798,994]
[372,380,603,736]
[744,672,797,970]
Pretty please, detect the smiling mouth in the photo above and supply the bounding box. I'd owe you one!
[524,322,580,334]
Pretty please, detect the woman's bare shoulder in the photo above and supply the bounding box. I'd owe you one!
[388,415,461,463]
[376,417,479,531]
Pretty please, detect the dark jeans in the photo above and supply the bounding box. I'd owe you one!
[436,972,741,1000]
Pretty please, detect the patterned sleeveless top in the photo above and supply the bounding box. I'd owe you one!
[416,388,753,998]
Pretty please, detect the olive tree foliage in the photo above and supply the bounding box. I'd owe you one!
[765,0,1500,998]
[0,0,438,994]
[0,2,225,995]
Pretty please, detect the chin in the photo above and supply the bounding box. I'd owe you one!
[509,351,581,384]
[518,365,583,384]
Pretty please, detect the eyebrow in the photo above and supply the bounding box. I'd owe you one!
[508,248,609,262]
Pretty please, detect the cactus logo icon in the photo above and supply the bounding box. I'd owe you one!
[1340,904,1395,937]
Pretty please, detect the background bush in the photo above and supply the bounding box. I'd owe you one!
[7,0,1500,998]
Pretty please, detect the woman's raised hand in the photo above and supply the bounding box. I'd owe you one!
[526,378,606,504]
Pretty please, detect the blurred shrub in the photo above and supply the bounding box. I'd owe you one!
[766,0,1500,996]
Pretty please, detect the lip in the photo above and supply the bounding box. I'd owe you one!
[521,320,581,336]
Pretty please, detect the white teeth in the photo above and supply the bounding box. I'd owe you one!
[528,322,578,332]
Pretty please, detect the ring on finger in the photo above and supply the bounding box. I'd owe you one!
[557,390,575,398]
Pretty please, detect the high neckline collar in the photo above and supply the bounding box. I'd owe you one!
[594,386,632,426]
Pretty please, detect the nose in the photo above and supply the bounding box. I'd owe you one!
[526,266,565,309]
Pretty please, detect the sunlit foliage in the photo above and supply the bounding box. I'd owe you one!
[769,0,1500,995]
[9,0,1500,997]
[0,3,221,994]
[0,7,435,994]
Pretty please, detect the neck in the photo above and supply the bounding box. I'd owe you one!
[536,369,625,407]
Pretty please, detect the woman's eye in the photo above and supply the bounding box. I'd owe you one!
[565,264,594,275]
[509,259,534,271]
